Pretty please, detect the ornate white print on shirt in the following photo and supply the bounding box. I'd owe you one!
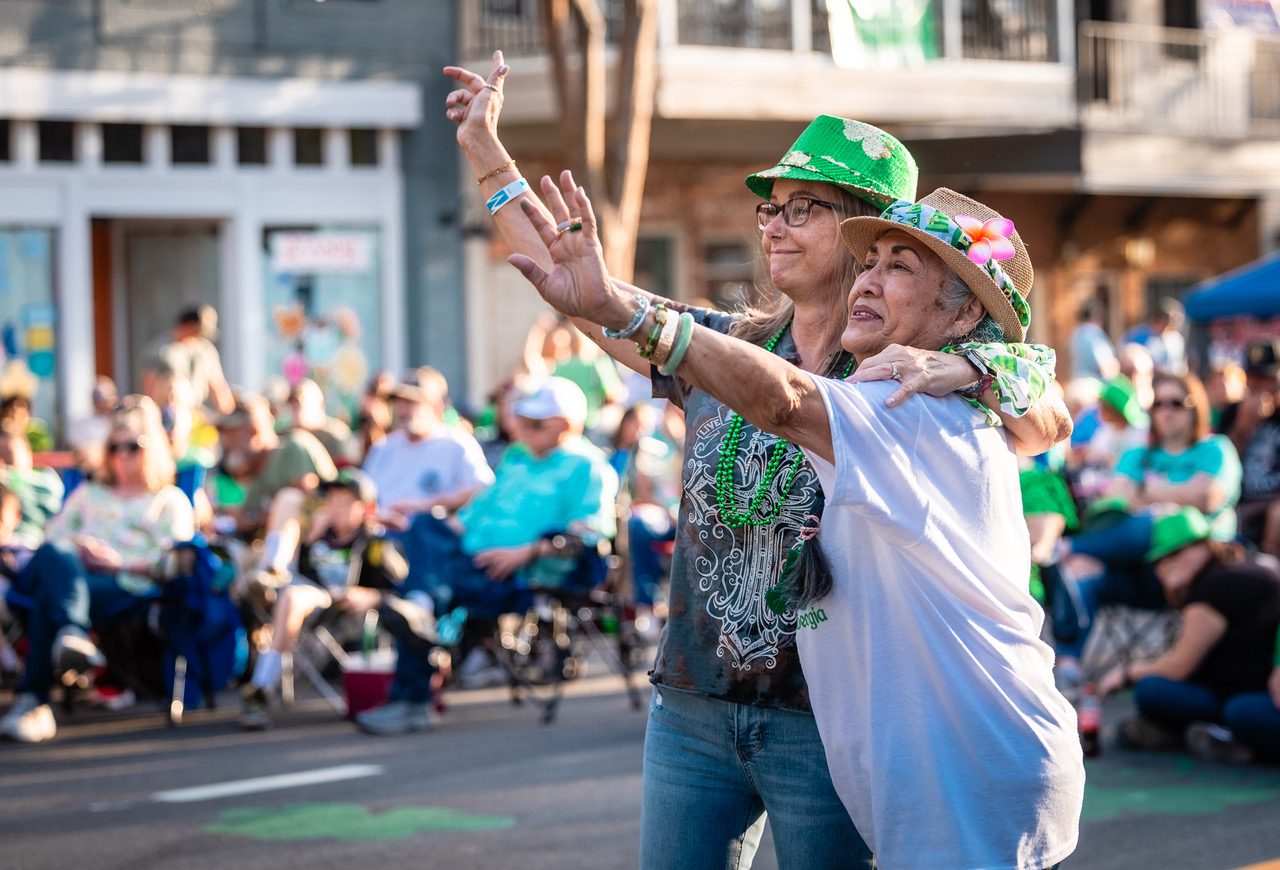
[682,408,818,671]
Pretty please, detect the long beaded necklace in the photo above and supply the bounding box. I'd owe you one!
[714,321,855,528]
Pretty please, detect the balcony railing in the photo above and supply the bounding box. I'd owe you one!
[1079,21,1280,138]
[464,0,1064,63]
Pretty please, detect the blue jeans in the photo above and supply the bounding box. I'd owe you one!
[14,542,151,703]
[1223,693,1280,761]
[1137,677,1280,761]
[374,603,436,705]
[1056,513,1166,659]
[394,515,525,620]
[1134,676,1222,729]
[639,687,873,870]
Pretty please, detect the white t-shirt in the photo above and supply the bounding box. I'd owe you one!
[800,377,1084,870]
[362,428,494,512]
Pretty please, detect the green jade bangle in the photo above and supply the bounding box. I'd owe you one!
[658,312,695,376]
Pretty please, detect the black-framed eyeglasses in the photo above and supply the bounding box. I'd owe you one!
[1151,396,1195,411]
[107,440,144,455]
[756,197,843,231]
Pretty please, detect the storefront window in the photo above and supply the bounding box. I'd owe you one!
[0,229,58,445]
[262,227,381,417]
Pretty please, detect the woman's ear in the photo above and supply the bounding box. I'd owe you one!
[952,295,986,338]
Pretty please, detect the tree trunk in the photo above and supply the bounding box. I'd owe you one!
[539,0,657,284]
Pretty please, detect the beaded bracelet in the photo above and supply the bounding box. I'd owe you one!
[650,309,682,369]
[603,294,651,340]
[658,312,695,376]
[959,373,996,400]
[637,305,667,359]
[486,178,530,215]
[476,158,516,185]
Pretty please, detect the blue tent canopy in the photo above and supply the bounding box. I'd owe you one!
[1184,251,1280,322]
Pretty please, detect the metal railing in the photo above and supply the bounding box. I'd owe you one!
[1079,20,1280,138]
[464,0,1062,62]
[955,0,1058,62]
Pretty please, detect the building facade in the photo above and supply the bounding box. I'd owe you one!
[0,0,464,433]
[459,0,1280,390]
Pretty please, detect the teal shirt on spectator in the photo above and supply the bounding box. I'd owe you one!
[1114,434,1242,539]
[457,436,618,586]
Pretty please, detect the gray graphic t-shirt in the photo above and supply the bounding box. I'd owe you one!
[650,308,821,712]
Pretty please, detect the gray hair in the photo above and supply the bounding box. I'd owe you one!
[939,266,1005,345]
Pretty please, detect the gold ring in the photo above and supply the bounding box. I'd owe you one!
[890,362,901,381]
[481,82,501,94]
[555,220,573,232]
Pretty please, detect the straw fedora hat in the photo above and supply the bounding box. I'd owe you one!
[839,188,1033,343]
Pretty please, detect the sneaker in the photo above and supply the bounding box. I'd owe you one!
[354,700,438,736]
[239,685,273,731]
[1119,716,1184,752]
[0,692,56,743]
[1186,722,1256,765]
[51,626,106,674]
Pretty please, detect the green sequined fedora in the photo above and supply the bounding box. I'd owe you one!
[1146,507,1212,562]
[745,115,918,209]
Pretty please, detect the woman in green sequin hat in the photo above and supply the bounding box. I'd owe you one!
[445,51,1071,870]
[510,179,1084,870]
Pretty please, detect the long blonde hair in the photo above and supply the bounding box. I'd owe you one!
[101,395,176,493]
[729,187,880,378]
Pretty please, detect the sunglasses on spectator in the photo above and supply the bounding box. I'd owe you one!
[519,417,551,431]
[107,440,145,455]
[756,197,844,231]
[1151,396,1195,410]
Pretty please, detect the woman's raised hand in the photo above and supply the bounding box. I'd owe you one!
[508,173,630,329]
[443,50,509,143]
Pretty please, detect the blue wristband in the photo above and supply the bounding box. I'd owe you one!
[486,178,530,215]
[603,295,651,340]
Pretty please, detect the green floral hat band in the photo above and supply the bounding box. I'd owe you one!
[745,115,918,208]
[878,200,1032,332]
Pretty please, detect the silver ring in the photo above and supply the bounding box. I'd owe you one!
[555,220,573,232]
[890,362,901,381]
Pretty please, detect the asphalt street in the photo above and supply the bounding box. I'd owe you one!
[2,672,1279,870]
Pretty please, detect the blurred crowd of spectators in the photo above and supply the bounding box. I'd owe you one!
[1,301,1277,766]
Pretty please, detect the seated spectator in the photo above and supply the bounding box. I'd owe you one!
[1071,374,1149,475]
[0,397,194,743]
[354,371,397,461]
[1206,358,1248,433]
[362,368,493,529]
[1232,341,1280,557]
[239,470,430,731]
[1099,508,1280,763]
[0,483,35,684]
[0,390,52,454]
[380,377,618,716]
[286,378,356,466]
[216,396,336,601]
[1054,372,1242,690]
[0,428,64,548]
[619,402,684,630]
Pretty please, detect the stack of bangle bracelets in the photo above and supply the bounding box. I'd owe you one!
[603,295,696,377]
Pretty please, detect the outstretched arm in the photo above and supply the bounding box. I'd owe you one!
[507,183,836,463]
[445,54,663,377]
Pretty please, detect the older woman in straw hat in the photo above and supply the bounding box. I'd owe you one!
[509,181,1084,870]
[446,52,1071,869]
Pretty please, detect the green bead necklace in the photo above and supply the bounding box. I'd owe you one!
[714,322,855,529]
